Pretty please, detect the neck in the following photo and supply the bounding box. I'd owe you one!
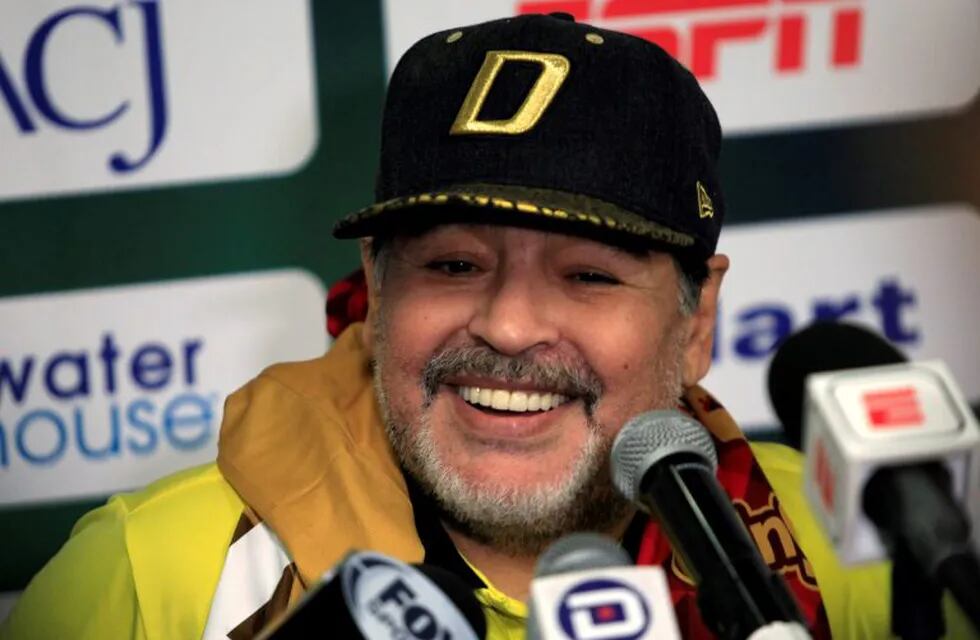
[446,530,538,600]
[443,514,636,601]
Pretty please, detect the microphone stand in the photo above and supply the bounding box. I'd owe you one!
[891,540,944,640]
[864,464,980,639]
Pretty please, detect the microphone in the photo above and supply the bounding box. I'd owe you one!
[768,322,980,633]
[256,550,487,639]
[526,532,682,640]
[767,321,906,450]
[611,410,809,640]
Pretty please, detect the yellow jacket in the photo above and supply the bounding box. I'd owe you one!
[3,325,974,639]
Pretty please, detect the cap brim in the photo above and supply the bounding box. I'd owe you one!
[332,183,695,252]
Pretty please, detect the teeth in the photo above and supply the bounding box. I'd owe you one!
[527,393,541,411]
[456,386,569,412]
[491,389,509,410]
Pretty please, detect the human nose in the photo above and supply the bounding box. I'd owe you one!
[467,270,560,356]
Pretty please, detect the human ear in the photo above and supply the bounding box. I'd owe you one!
[681,254,729,387]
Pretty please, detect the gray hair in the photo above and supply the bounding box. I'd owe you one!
[676,267,701,316]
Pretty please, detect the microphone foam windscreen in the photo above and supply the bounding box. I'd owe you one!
[611,410,717,503]
[534,532,631,577]
[766,321,906,450]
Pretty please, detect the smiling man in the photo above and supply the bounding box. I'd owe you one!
[314,11,835,637]
[366,224,722,573]
[4,12,886,640]
[330,13,735,611]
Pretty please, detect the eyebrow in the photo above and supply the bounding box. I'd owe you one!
[390,223,662,264]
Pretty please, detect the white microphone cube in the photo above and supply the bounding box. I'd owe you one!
[802,360,980,564]
[529,565,681,640]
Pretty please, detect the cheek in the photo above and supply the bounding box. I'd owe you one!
[577,309,682,429]
[579,307,666,376]
[375,293,470,393]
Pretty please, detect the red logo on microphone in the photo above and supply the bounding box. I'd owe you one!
[813,438,835,510]
[862,387,924,429]
[515,0,863,81]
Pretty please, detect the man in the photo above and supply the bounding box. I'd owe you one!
[3,12,916,640]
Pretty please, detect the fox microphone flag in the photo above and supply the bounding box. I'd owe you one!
[255,550,486,639]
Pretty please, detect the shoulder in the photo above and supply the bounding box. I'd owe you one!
[76,462,244,566]
[749,442,894,639]
[109,462,244,589]
[749,442,976,639]
[3,464,243,640]
[106,461,242,525]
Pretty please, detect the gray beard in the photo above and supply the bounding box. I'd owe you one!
[372,325,687,557]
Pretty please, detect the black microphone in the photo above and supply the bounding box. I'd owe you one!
[765,321,980,637]
[257,551,487,639]
[767,321,905,450]
[611,411,808,640]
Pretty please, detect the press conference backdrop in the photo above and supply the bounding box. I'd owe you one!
[1,0,978,620]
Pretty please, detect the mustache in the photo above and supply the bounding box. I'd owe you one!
[420,345,603,412]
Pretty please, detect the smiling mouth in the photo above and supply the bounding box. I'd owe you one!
[456,385,572,413]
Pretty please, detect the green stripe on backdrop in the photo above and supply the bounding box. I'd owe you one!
[0,0,386,298]
[0,498,105,591]
[3,1,979,303]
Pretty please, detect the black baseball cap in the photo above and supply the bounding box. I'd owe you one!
[333,12,724,265]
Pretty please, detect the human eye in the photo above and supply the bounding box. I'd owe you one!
[425,259,481,276]
[568,270,621,285]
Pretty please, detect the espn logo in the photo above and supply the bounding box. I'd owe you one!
[516,0,862,80]
[862,387,924,429]
[383,0,980,132]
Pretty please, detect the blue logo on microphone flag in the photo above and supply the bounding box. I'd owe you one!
[558,578,651,640]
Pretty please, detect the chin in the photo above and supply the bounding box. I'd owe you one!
[453,448,581,489]
[386,410,634,554]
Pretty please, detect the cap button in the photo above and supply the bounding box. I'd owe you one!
[549,12,576,21]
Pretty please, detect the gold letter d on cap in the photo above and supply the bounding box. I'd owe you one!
[450,51,570,135]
